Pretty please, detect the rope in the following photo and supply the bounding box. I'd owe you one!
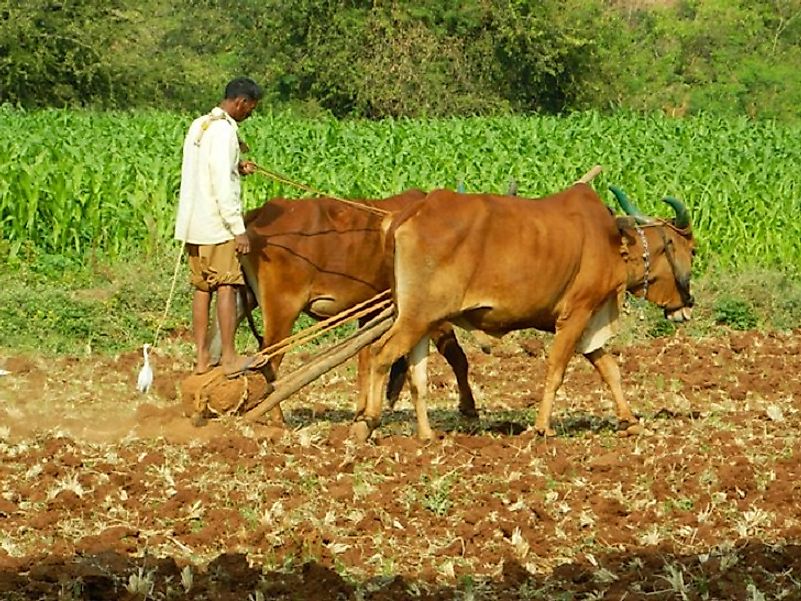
[252,164,390,217]
[253,290,393,362]
[152,242,184,348]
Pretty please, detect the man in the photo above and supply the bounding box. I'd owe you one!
[175,77,262,377]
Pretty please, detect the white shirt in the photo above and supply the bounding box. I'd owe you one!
[174,107,246,244]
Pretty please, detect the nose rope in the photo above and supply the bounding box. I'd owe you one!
[658,226,694,307]
[633,223,650,299]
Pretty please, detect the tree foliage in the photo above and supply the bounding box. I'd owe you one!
[0,0,799,120]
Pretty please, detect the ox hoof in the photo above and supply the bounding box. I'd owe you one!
[534,425,556,437]
[350,420,373,443]
[190,413,208,428]
[417,428,436,442]
[618,422,645,438]
[459,405,479,420]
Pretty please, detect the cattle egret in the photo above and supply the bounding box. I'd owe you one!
[137,343,153,393]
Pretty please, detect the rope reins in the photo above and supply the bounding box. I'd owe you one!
[251,164,390,217]
[251,290,393,363]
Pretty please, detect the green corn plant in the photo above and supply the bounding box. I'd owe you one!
[1,107,799,274]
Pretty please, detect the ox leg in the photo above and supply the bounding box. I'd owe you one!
[386,356,409,409]
[355,345,371,417]
[432,326,477,418]
[534,318,589,436]
[358,346,414,416]
[407,336,434,441]
[583,348,638,428]
[358,319,406,416]
[352,322,430,442]
[257,298,305,427]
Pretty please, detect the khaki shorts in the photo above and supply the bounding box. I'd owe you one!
[186,240,244,292]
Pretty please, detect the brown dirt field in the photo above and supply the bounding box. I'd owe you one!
[1,328,800,600]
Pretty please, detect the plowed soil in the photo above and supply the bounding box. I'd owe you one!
[1,328,800,600]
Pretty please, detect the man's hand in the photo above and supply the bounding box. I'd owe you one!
[234,233,250,255]
[238,160,257,176]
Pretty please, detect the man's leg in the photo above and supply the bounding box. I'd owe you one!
[192,288,212,373]
[217,284,240,370]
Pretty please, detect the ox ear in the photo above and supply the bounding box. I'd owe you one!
[615,215,638,233]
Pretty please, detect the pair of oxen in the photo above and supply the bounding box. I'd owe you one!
[212,178,695,441]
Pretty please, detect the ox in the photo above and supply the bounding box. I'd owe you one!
[216,191,478,424]
[352,183,695,441]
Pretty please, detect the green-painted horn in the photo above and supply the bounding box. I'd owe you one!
[609,186,648,223]
[662,196,690,230]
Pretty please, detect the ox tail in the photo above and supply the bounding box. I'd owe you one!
[239,256,264,348]
[379,194,428,299]
[243,206,262,227]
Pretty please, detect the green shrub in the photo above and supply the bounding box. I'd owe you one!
[713,298,758,330]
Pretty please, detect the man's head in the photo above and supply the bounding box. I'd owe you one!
[221,77,263,122]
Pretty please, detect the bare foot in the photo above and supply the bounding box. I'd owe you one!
[193,363,213,375]
[194,353,213,375]
[222,355,259,379]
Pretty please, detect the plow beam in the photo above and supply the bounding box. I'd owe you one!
[244,305,395,423]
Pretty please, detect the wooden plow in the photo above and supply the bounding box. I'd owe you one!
[182,290,395,423]
[242,295,395,422]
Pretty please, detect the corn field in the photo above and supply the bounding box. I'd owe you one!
[1,106,799,272]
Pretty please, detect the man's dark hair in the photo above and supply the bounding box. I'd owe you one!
[224,77,263,101]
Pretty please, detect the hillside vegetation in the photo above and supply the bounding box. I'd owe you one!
[2,0,800,355]
[1,0,800,120]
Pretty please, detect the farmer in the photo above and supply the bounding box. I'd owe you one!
[174,77,263,377]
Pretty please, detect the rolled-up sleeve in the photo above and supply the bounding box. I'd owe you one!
[207,124,246,237]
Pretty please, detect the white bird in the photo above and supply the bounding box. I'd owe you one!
[137,343,154,393]
[0,369,9,377]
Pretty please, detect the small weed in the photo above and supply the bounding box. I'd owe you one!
[180,565,193,593]
[126,567,155,597]
[648,318,677,338]
[420,472,456,516]
[663,497,694,513]
[714,297,758,330]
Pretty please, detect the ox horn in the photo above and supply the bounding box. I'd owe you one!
[662,196,690,230]
[609,186,649,224]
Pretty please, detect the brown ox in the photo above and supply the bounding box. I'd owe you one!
[227,191,477,423]
[352,184,695,441]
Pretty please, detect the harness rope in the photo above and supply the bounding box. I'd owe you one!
[252,290,393,362]
[252,164,391,216]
